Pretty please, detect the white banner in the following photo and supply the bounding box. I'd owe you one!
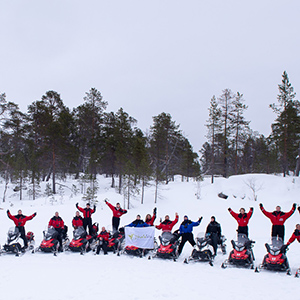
[125,227,155,249]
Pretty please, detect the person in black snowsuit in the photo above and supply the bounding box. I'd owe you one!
[178,216,202,255]
[206,216,224,256]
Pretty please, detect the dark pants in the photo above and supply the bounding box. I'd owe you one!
[17,226,27,247]
[55,228,63,248]
[238,226,248,237]
[178,233,196,255]
[112,217,120,232]
[272,225,285,241]
[96,241,108,255]
[83,218,93,236]
[210,233,221,255]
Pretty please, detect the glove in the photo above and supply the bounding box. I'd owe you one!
[250,207,254,210]
[259,203,263,208]
[153,207,157,215]
[198,217,203,222]
[7,209,9,213]
[76,202,79,207]
[298,207,300,213]
[104,199,108,203]
[34,212,37,217]
[94,205,96,210]
[228,208,231,212]
[159,218,162,223]
[293,203,297,209]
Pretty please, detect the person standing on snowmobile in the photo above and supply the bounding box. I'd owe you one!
[72,211,83,229]
[145,207,157,226]
[96,226,110,255]
[105,199,127,232]
[286,224,300,246]
[228,207,253,237]
[49,212,65,251]
[155,213,179,232]
[259,203,296,241]
[7,209,36,248]
[76,202,96,236]
[127,215,150,227]
[206,216,224,256]
[178,216,202,255]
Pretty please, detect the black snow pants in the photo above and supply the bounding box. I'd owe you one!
[83,218,93,236]
[17,226,28,247]
[271,225,285,241]
[237,226,249,237]
[112,216,120,233]
[178,233,196,255]
[96,241,108,255]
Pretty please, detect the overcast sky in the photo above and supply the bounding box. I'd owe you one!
[1,0,300,152]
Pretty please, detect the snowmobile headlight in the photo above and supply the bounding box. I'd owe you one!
[270,249,280,256]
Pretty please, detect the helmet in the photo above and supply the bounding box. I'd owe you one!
[26,231,34,241]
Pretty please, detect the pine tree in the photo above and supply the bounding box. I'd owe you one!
[270,71,300,176]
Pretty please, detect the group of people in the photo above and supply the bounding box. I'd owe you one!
[5,200,300,256]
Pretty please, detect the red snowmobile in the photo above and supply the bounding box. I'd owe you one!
[152,231,180,261]
[68,225,98,254]
[221,234,255,269]
[255,237,290,275]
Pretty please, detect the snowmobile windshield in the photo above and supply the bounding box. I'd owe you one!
[196,232,209,247]
[74,227,86,239]
[161,232,174,245]
[7,227,19,241]
[268,237,284,255]
[44,227,58,240]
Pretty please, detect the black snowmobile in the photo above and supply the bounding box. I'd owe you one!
[184,232,214,265]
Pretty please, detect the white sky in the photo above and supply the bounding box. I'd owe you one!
[1,0,300,151]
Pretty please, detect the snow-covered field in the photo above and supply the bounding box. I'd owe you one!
[1,174,300,300]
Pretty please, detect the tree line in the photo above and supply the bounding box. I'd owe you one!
[201,71,300,182]
[0,88,200,204]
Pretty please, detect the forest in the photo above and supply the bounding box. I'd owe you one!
[0,71,299,203]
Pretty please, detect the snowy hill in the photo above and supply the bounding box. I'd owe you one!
[0,174,300,300]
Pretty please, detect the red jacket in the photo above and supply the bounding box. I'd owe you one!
[145,214,156,226]
[106,202,127,218]
[287,229,300,245]
[97,231,110,241]
[260,206,295,225]
[156,215,179,232]
[76,204,95,219]
[7,211,36,227]
[229,208,253,227]
[49,216,64,229]
[72,216,83,228]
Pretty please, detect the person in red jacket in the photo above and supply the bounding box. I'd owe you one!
[145,207,157,226]
[155,213,179,232]
[72,211,84,229]
[7,209,36,248]
[96,226,110,255]
[228,207,253,237]
[76,203,96,235]
[49,212,65,251]
[105,199,127,232]
[260,203,297,241]
[286,224,300,246]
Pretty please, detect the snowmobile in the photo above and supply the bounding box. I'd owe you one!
[107,227,125,253]
[184,232,214,265]
[221,234,255,269]
[151,231,180,261]
[68,226,97,254]
[255,237,290,275]
[36,226,69,256]
[1,227,26,256]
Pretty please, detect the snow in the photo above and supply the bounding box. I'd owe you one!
[1,174,300,300]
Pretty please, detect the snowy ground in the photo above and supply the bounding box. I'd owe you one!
[1,174,300,300]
